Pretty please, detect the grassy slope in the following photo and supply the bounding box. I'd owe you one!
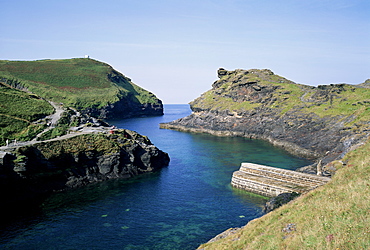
[0,58,159,109]
[0,86,54,145]
[199,140,370,250]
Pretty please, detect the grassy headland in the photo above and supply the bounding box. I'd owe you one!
[0,58,159,110]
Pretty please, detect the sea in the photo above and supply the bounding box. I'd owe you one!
[0,104,311,250]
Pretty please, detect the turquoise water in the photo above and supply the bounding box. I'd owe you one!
[0,104,311,249]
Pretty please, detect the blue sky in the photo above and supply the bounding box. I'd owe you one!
[1,0,369,103]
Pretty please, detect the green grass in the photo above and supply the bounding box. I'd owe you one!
[192,90,260,111]
[0,59,111,88]
[300,86,370,123]
[190,69,370,129]
[0,86,54,121]
[33,130,150,159]
[0,86,53,145]
[190,69,306,113]
[198,139,370,250]
[0,58,160,110]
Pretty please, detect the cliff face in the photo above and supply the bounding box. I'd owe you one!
[82,69,164,119]
[161,68,370,166]
[0,130,169,207]
[83,100,163,119]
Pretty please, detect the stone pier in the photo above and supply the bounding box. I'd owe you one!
[231,163,331,197]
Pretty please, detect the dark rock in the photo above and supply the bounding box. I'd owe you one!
[264,192,300,213]
[82,100,164,120]
[217,68,228,78]
[282,223,296,233]
[81,70,165,119]
[0,129,170,208]
[204,227,242,244]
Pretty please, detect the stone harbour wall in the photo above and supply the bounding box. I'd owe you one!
[231,163,331,197]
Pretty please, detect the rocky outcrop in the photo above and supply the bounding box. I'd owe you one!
[263,192,300,213]
[161,68,370,170]
[82,99,163,119]
[0,129,169,208]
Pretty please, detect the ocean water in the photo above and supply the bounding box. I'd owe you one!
[0,104,311,250]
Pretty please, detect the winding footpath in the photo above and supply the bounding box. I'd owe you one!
[0,126,113,152]
[0,82,112,154]
[32,101,65,141]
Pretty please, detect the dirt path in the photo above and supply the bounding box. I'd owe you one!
[32,101,65,140]
[1,79,66,141]
[0,126,113,151]
[0,79,112,152]
[48,101,64,126]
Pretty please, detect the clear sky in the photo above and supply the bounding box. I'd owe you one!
[1,0,369,104]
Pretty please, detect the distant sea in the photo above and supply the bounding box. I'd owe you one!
[0,104,311,250]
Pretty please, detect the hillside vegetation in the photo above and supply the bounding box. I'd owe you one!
[0,58,159,110]
[198,138,370,249]
[191,68,370,127]
[0,85,53,145]
[0,58,163,145]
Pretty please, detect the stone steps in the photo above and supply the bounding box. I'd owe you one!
[231,163,331,197]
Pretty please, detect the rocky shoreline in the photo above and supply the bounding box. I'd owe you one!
[160,109,366,171]
[1,69,169,214]
[0,128,170,212]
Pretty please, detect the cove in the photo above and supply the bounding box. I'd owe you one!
[0,104,312,250]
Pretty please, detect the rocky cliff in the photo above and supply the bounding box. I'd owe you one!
[0,129,169,209]
[81,68,164,119]
[161,68,370,170]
